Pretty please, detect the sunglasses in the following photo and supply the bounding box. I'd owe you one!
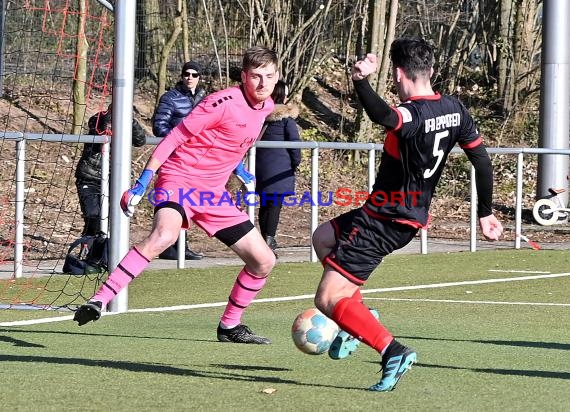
[183,72,200,78]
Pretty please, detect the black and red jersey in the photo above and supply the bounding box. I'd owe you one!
[365,93,483,228]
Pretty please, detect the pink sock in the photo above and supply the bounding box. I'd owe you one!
[220,267,268,328]
[92,247,150,305]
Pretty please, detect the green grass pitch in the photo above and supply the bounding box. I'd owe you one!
[0,249,569,411]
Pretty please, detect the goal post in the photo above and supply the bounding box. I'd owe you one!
[106,0,136,313]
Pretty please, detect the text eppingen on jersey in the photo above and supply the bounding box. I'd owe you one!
[424,112,460,132]
[146,187,422,207]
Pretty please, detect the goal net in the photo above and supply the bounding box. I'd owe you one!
[0,1,337,315]
[0,0,114,311]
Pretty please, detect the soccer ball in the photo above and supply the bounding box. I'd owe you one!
[291,308,339,355]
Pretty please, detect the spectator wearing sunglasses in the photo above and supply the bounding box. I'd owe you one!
[152,61,207,260]
[153,61,207,139]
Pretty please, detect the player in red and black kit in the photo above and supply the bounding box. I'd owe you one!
[312,38,503,392]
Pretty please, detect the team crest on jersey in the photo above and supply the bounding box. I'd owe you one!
[397,107,413,123]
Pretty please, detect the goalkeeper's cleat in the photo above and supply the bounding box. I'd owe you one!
[217,323,271,344]
[328,309,379,360]
[73,300,102,326]
[369,340,417,392]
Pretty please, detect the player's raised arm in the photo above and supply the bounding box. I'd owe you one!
[351,54,399,130]
[352,53,378,80]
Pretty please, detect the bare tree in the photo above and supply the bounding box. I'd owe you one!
[354,0,398,146]
[181,0,189,62]
[136,0,162,83]
[155,1,187,106]
[378,0,398,95]
[128,0,544,137]
[506,1,542,113]
[476,0,542,115]
[249,0,335,100]
[391,0,542,117]
[72,0,88,134]
[201,0,230,88]
[497,0,514,112]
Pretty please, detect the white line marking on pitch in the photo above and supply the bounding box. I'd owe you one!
[1,272,568,327]
[359,272,570,294]
[488,269,551,274]
[364,298,570,307]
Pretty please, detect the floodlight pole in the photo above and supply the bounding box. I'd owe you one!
[537,0,570,203]
[108,1,137,313]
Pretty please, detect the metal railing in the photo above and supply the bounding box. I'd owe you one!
[2,132,570,276]
[2,133,109,278]
[249,141,570,261]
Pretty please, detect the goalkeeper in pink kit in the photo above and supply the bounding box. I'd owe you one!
[74,47,279,344]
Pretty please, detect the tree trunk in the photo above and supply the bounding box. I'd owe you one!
[354,0,396,149]
[156,14,183,107]
[72,0,88,134]
[136,0,162,82]
[181,0,189,62]
[511,0,541,111]
[497,0,514,113]
[377,0,398,96]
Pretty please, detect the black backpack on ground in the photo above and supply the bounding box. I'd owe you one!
[62,232,109,275]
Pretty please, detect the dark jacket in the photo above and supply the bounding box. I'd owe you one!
[255,103,302,194]
[152,81,207,137]
[75,109,146,182]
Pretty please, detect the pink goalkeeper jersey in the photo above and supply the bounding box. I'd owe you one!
[154,85,274,184]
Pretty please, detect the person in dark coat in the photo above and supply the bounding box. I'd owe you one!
[76,103,146,236]
[152,61,206,260]
[152,61,207,138]
[255,80,302,255]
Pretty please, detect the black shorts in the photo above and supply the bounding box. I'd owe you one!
[155,201,254,247]
[324,208,418,285]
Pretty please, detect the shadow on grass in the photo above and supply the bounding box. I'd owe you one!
[400,335,570,351]
[0,354,372,390]
[0,327,205,342]
[0,334,45,348]
[379,335,570,380]
[0,354,298,384]
[210,363,289,372]
[416,362,570,380]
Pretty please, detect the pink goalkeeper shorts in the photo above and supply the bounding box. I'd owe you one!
[152,175,250,237]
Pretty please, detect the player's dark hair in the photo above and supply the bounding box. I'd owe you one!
[242,46,278,72]
[389,38,435,81]
[271,80,287,104]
